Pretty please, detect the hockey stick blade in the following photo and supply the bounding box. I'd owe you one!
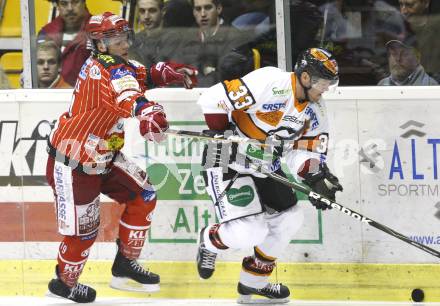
[243,156,440,259]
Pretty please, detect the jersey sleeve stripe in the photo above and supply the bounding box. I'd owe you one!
[293,133,329,154]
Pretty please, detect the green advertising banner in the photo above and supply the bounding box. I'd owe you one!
[145,123,322,244]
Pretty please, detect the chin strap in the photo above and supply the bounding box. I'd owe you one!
[297,76,312,103]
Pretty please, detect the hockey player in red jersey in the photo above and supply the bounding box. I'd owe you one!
[196,48,343,303]
[45,12,197,303]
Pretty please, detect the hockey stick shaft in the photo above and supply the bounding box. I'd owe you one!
[165,128,279,147]
[245,158,440,259]
[213,172,239,207]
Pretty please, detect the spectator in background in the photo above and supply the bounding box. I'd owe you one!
[130,0,195,68]
[0,66,10,89]
[37,41,71,88]
[132,0,250,86]
[398,0,440,82]
[399,0,430,26]
[378,37,437,85]
[130,0,164,67]
[192,0,224,41]
[37,0,91,87]
[174,0,246,86]
[319,0,407,85]
[136,0,164,34]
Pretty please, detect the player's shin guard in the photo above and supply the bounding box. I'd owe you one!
[196,224,228,279]
[237,248,290,304]
[117,195,157,259]
[55,235,96,287]
[110,196,160,292]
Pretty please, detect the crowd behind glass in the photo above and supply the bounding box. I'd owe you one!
[3,0,437,89]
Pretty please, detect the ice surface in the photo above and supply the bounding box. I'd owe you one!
[0,297,437,306]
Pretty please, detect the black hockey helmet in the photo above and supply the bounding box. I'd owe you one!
[294,48,339,92]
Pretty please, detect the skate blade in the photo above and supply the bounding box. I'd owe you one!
[110,276,160,293]
[237,294,289,304]
[45,290,64,299]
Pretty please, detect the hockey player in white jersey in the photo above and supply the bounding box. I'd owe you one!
[196,48,343,303]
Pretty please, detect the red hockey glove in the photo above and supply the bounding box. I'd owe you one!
[135,100,169,142]
[149,61,198,89]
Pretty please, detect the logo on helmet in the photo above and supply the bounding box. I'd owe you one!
[324,59,338,75]
[310,48,338,75]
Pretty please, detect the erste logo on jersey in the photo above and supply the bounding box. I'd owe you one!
[282,115,304,125]
[305,106,320,130]
[262,101,287,111]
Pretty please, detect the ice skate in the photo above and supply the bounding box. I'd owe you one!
[237,282,290,304]
[196,226,217,279]
[47,265,96,303]
[110,239,160,292]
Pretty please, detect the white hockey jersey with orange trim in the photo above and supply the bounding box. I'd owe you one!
[197,66,330,179]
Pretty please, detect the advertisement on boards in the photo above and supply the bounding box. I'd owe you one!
[0,89,439,262]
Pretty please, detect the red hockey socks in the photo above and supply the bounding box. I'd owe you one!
[118,196,156,259]
[57,235,96,287]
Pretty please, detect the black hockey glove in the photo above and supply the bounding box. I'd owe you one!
[302,163,343,210]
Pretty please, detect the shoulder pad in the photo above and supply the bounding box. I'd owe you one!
[96,54,125,68]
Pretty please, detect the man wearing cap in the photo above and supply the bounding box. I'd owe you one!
[398,0,440,82]
[378,37,437,86]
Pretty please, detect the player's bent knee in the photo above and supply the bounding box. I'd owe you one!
[140,186,156,203]
[222,217,268,248]
[125,189,157,220]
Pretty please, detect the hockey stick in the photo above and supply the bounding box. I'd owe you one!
[164,129,440,258]
[213,172,240,207]
[165,128,284,147]
[242,156,440,259]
